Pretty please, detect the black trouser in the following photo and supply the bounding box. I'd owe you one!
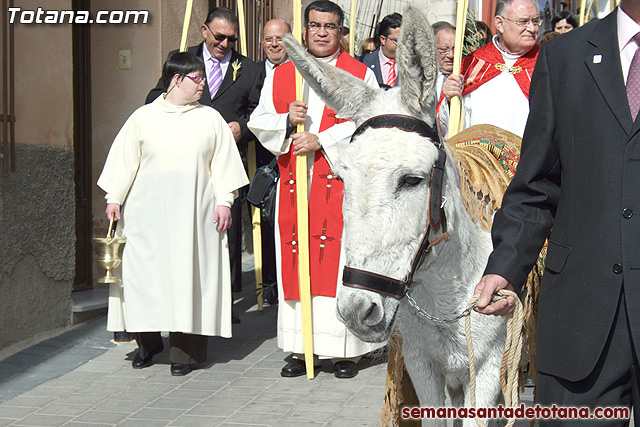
[133,332,208,365]
[228,196,244,293]
[537,290,639,426]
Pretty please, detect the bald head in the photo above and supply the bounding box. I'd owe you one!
[263,19,290,65]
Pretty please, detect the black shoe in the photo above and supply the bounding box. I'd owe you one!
[281,358,307,377]
[132,344,164,369]
[170,362,192,376]
[232,312,241,324]
[334,360,358,378]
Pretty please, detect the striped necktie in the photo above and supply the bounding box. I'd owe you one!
[386,59,397,87]
[627,32,640,121]
[208,57,223,97]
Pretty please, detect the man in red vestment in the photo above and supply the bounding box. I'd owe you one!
[248,0,382,379]
[438,0,540,138]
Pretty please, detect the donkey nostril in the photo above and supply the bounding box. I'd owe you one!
[364,303,376,320]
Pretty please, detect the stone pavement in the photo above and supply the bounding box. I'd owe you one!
[0,258,536,427]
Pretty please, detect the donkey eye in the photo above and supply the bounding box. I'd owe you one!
[399,175,424,188]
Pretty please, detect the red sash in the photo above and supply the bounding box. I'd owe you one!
[436,42,539,118]
[273,50,367,300]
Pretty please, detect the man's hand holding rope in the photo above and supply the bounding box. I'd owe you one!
[474,274,517,316]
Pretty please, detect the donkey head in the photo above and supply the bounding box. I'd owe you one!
[283,6,446,342]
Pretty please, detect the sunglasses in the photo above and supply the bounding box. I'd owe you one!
[206,25,238,43]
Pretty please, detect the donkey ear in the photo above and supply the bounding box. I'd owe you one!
[397,6,438,122]
[282,34,378,124]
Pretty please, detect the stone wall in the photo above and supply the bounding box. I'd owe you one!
[0,144,75,348]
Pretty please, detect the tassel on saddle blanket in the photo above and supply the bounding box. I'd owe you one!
[381,124,545,426]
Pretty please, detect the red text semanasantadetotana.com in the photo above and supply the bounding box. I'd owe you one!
[8,7,148,25]
[402,404,630,420]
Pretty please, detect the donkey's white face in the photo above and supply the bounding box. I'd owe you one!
[335,129,442,342]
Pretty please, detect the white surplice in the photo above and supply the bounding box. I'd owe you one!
[248,52,385,358]
[439,39,531,139]
[98,95,249,337]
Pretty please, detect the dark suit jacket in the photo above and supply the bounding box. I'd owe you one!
[146,44,263,149]
[360,48,398,88]
[484,9,639,382]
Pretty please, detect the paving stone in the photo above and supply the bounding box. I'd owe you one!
[252,392,301,404]
[293,399,344,413]
[130,408,185,421]
[74,361,124,374]
[110,390,169,403]
[11,413,73,426]
[177,380,228,392]
[279,409,336,423]
[336,405,382,420]
[225,410,281,425]
[3,395,59,408]
[58,392,110,405]
[270,422,324,427]
[185,404,239,417]
[71,410,130,424]
[325,416,378,426]
[146,397,200,410]
[200,394,254,407]
[0,405,37,419]
[229,377,275,388]
[117,420,170,427]
[36,403,92,416]
[168,415,226,427]
[163,389,213,400]
[92,398,148,413]
[241,368,281,379]
[191,371,236,382]
[0,419,15,427]
[240,402,295,414]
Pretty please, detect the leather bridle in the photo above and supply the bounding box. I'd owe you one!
[342,114,449,300]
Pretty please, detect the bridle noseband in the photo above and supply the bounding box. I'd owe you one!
[342,114,449,300]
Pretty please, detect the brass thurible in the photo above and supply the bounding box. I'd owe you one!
[92,213,126,284]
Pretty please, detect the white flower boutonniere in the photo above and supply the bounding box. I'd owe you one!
[232,59,241,82]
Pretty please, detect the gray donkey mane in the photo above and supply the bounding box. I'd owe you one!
[282,5,438,125]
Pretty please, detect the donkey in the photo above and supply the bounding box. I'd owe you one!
[283,6,508,426]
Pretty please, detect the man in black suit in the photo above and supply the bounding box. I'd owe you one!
[147,7,262,322]
[475,0,640,422]
[359,13,402,88]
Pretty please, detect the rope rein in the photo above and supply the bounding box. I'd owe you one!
[465,289,523,427]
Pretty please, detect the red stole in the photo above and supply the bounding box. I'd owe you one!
[273,51,367,300]
[436,42,539,117]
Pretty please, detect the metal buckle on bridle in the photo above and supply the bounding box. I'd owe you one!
[342,114,450,299]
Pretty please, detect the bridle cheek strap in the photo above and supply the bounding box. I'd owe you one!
[342,114,449,299]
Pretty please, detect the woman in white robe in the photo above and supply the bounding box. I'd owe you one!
[97,52,249,376]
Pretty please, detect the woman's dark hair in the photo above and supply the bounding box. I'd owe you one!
[551,11,578,29]
[161,51,205,91]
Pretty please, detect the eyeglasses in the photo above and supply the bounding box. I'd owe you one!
[437,47,454,55]
[264,36,283,44]
[181,74,206,84]
[306,22,340,33]
[385,36,398,44]
[206,25,238,43]
[503,16,542,27]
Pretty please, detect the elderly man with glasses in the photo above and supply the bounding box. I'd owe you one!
[360,12,402,88]
[438,0,540,138]
[248,0,383,379]
[146,7,263,325]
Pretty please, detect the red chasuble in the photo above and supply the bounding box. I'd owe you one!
[272,50,367,300]
[437,42,539,115]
